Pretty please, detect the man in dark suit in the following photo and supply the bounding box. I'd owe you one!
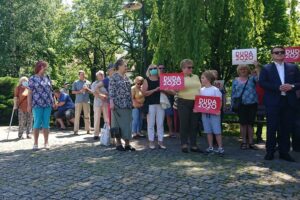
[259,46,300,162]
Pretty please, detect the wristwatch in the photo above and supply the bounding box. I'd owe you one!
[291,84,295,89]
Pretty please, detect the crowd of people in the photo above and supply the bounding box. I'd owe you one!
[13,46,300,162]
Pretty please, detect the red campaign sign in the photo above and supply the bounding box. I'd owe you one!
[160,73,185,90]
[285,47,300,63]
[193,95,222,115]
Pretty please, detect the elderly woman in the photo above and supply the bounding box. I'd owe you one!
[142,64,166,149]
[28,61,54,150]
[131,76,145,138]
[109,59,135,151]
[177,59,202,153]
[231,64,258,150]
[14,76,33,139]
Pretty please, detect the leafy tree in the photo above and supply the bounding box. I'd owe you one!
[0,0,61,77]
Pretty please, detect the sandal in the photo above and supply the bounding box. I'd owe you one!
[249,144,258,150]
[240,143,248,150]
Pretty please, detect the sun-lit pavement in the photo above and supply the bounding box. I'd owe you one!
[0,126,300,200]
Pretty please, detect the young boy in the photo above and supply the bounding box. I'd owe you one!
[199,71,224,155]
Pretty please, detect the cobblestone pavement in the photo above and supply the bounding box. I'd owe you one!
[0,126,300,200]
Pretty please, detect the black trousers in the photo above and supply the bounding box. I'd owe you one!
[256,105,266,139]
[177,98,200,146]
[265,96,294,155]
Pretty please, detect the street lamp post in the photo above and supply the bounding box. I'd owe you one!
[123,1,147,75]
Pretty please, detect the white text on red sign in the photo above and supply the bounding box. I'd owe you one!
[163,76,182,87]
[286,49,300,59]
[198,98,217,110]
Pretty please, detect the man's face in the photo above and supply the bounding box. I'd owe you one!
[272,48,285,62]
[158,65,165,73]
[79,72,85,80]
[108,68,115,76]
[54,92,60,99]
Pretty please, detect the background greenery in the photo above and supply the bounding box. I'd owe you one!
[0,0,299,125]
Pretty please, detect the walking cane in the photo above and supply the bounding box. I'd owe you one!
[7,108,15,140]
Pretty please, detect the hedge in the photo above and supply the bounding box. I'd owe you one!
[0,77,18,125]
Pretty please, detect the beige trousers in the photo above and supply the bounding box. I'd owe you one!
[94,103,109,136]
[74,102,91,132]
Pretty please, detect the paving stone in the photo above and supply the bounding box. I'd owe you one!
[0,126,300,199]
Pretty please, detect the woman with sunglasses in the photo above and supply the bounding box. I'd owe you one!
[131,76,145,138]
[142,64,166,149]
[177,59,203,153]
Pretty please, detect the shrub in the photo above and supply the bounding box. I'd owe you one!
[0,77,18,125]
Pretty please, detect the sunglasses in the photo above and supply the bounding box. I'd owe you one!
[149,68,157,71]
[272,51,285,55]
[136,82,143,86]
[158,67,165,70]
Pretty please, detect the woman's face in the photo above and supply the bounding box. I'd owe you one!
[97,73,104,81]
[136,80,143,88]
[118,63,128,74]
[182,63,193,75]
[149,66,158,76]
[39,66,48,75]
[238,67,249,77]
[21,80,29,87]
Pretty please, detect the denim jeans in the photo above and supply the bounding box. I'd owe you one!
[132,108,143,133]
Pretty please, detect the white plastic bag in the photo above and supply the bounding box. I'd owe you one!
[160,92,171,109]
[100,123,110,146]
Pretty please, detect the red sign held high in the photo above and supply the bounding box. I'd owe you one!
[285,47,300,63]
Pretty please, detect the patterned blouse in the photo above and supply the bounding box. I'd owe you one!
[109,73,132,109]
[231,76,258,105]
[29,75,54,108]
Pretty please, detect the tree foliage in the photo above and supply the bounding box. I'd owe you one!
[148,0,299,82]
[0,0,299,84]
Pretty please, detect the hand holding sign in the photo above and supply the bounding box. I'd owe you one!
[160,73,185,90]
[193,95,222,115]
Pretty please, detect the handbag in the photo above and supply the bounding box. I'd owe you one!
[160,92,171,109]
[232,78,249,113]
[100,123,111,146]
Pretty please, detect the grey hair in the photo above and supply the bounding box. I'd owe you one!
[95,70,104,76]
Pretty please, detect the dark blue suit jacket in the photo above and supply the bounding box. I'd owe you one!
[259,62,300,107]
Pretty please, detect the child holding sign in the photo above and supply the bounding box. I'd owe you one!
[199,71,224,155]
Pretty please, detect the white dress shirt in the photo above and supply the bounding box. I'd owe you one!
[274,62,285,95]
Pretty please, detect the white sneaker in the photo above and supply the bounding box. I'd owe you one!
[149,142,156,149]
[32,144,38,151]
[205,147,214,154]
[158,142,167,149]
[44,143,50,150]
[215,147,225,156]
